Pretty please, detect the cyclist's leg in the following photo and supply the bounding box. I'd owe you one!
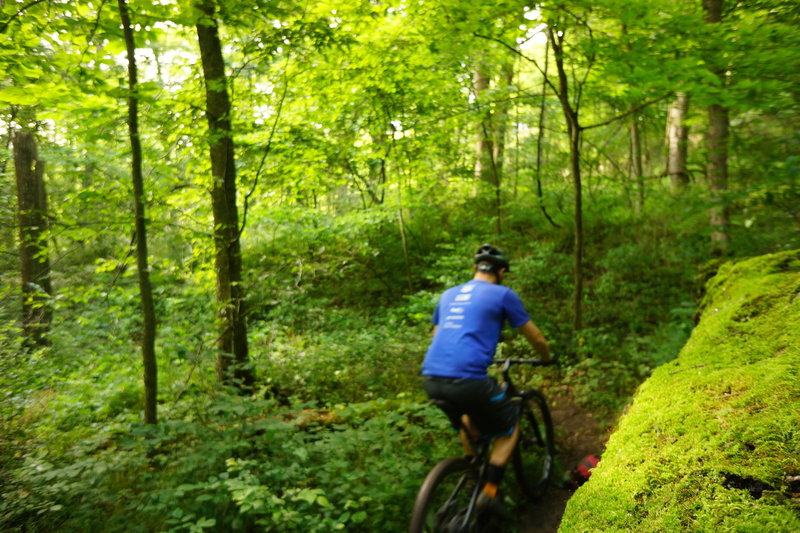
[424,377,483,457]
[489,421,519,467]
[459,415,479,456]
[467,379,520,502]
[467,378,519,464]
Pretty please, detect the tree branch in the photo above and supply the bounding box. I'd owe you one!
[583,93,670,131]
[239,59,291,236]
[472,32,560,96]
[0,0,48,34]
[78,0,109,69]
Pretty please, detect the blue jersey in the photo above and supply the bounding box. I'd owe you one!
[421,280,530,379]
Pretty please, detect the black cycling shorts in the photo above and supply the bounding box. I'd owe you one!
[423,375,519,438]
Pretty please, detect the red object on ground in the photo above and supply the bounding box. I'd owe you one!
[566,454,600,488]
[575,454,600,481]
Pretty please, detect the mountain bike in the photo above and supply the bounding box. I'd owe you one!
[408,357,557,533]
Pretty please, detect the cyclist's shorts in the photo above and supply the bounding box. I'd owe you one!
[423,376,519,438]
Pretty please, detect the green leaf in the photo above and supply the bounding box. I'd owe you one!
[195,517,216,528]
[0,86,39,105]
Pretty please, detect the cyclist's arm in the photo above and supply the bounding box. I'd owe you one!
[517,320,551,361]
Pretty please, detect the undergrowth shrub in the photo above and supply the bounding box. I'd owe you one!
[0,394,454,533]
[251,317,429,405]
[243,207,446,311]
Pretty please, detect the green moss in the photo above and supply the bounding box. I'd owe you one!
[560,250,800,533]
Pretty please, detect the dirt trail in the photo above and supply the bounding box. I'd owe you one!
[518,391,612,533]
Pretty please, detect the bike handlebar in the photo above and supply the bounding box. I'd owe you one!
[493,354,560,370]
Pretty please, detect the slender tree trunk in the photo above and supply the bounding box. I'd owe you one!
[630,113,644,216]
[397,208,412,291]
[703,0,730,255]
[534,42,560,228]
[366,132,389,206]
[473,63,495,187]
[473,61,502,235]
[118,0,158,424]
[12,130,52,348]
[666,92,690,191]
[568,121,584,332]
[492,61,514,183]
[707,103,730,253]
[195,0,253,389]
[548,27,584,331]
[490,60,515,236]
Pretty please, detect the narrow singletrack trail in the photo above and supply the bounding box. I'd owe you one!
[518,391,611,533]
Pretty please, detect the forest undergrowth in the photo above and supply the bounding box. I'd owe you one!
[1,192,798,532]
[2,0,800,529]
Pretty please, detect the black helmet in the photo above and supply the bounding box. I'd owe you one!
[474,244,510,272]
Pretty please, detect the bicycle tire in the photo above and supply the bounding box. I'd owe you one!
[512,389,555,500]
[408,457,480,533]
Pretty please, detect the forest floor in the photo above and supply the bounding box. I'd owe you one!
[517,390,613,533]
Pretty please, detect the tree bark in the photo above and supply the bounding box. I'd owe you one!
[703,0,730,255]
[568,121,584,332]
[473,60,503,235]
[707,103,730,253]
[548,27,584,331]
[13,130,52,348]
[666,91,690,192]
[473,62,496,187]
[118,0,158,424]
[534,41,559,228]
[492,61,514,184]
[490,60,514,236]
[195,0,253,389]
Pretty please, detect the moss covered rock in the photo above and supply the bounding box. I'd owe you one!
[559,250,800,532]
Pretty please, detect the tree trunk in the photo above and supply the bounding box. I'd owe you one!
[703,0,730,255]
[630,112,644,216]
[666,91,690,192]
[707,103,730,254]
[492,61,514,184]
[473,63,496,187]
[490,60,514,236]
[366,131,389,205]
[473,62,502,235]
[119,0,158,424]
[195,0,253,389]
[548,27,584,331]
[534,41,559,228]
[568,121,584,332]
[12,130,52,349]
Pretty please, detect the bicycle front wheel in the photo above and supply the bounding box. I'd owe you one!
[512,389,555,500]
[408,457,479,533]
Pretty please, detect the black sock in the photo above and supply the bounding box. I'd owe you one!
[487,463,505,486]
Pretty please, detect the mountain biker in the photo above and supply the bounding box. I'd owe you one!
[421,244,551,508]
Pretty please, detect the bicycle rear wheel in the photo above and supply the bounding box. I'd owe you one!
[512,389,555,499]
[409,457,480,533]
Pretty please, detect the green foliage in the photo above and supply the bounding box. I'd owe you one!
[0,394,454,533]
[252,318,429,405]
[1,0,799,530]
[560,250,800,532]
